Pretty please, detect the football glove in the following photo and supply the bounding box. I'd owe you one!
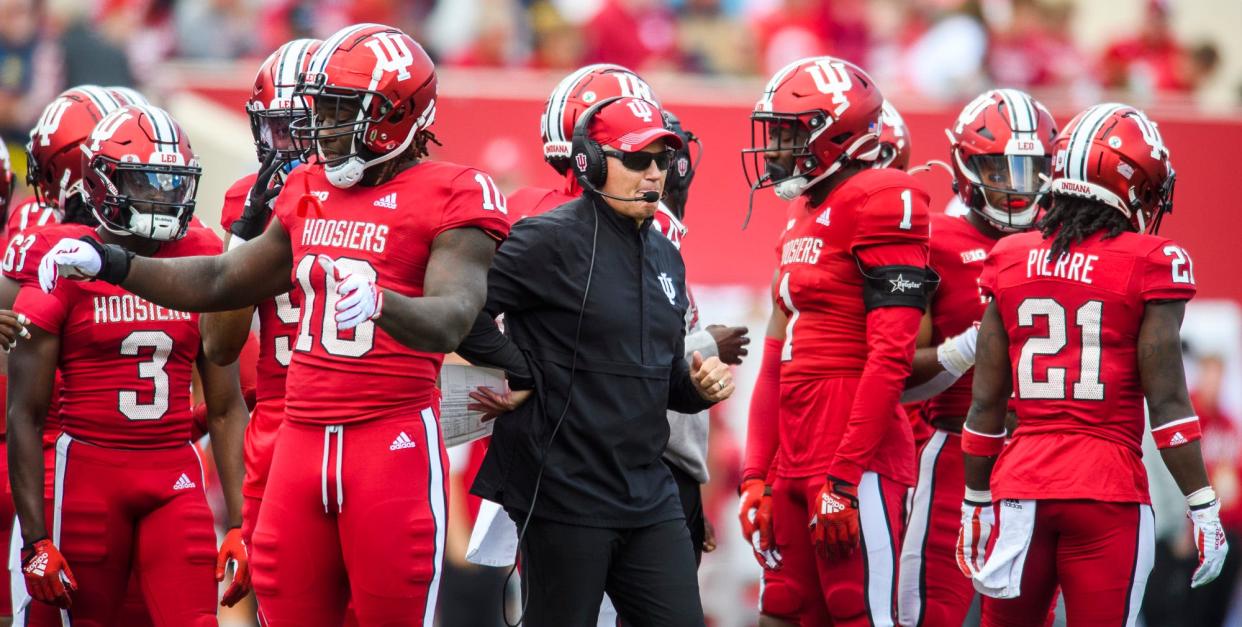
[38,237,133,293]
[216,527,251,607]
[810,477,859,560]
[956,492,994,578]
[317,255,383,330]
[230,151,285,242]
[1189,491,1229,588]
[22,537,77,608]
[738,478,781,569]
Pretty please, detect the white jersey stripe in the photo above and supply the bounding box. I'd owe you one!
[859,471,898,626]
[419,406,447,626]
[897,430,949,627]
[1124,506,1155,627]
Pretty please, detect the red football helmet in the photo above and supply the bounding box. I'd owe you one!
[26,85,135,211]
[540,64,659,174]
[292,24,436,188]
[107,86,149,106]
[876,100,911,170]
[947,89,1057,232]
[743,56,885,200]
[1050,103,1174,234]
[80,104,201,241]
[0,137,13,220]
[248,38,321,162]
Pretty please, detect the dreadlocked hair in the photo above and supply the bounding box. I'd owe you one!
[414,130,441,158]
[1037,195,1134,259]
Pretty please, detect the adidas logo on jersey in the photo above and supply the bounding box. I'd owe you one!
[390,432,417,451]
[373,193,398,210]
[172,473,197,491]
[1170,432,1188,446]
[816,207,832,226]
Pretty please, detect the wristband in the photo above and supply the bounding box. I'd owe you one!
[1152,416,1202,449]
[79,236,135,285]
[937,326,978,377]
[1187,486,1218,509]
[227,234,249,251]
[961,424,1006,456]
[21,535,49,553]
[964,487,993,505]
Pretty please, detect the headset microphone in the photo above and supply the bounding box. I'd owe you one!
[594,189,661,203]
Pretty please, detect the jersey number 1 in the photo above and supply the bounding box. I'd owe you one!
[1016,298,1104,401]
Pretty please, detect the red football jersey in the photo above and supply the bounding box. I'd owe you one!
[774,168,930,478]
[2,206,78,440]
[274,161,510,425]
[15,227,223,449]
[219,172,300,403]
[925,213,997,425]
[506,186,576,223]
[980,229,1197,503]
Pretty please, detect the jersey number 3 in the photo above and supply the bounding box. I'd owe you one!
[1016,298,1104,401]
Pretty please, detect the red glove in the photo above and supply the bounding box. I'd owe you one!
[810,477,859,561]
[216,527,250,607]
[738,478,782,569]
[22,538,77,608]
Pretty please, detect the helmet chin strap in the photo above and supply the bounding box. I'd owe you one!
[322,115,421,189]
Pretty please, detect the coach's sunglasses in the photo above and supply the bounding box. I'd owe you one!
[603,149,674,172]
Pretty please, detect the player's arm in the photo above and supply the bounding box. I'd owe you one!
[1139,298,1229,587]
[739,272,785,568]
[43,219,294,312]
[370,226,496,353]
[902,304,979,402]
[0,275,19,377]
[961,300,1010,491]
[7,322,57,546]
[199,233,258,366]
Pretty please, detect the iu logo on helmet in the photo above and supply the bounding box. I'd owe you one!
[364,33,415,82]
[88,111,135,153]
[627,100,654,123]
[33,98,73,148]
[804,60,852,117]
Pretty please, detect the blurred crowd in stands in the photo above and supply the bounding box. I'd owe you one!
[0,0,1231,141]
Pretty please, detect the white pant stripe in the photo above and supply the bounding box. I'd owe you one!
[419,406,447,626]
[1124,505,1155,627]
[859,471,897,626]
[897,430,948,626]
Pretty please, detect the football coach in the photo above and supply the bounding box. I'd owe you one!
[456,96,733,626]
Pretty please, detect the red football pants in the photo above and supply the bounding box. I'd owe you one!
[981,500,1154,627]
[758,555,797,621]
[251,408,448,626]
[772,472,906,626]
[26,434,216,627]
[243,397,285,500]
[898,430,974,627]
[0,438,14,617]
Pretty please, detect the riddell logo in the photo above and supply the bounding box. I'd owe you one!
[575,153,588,172]
[1060,181,1093,194]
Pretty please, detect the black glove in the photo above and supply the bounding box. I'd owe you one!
[230,151,285,242]
[78,236,135,285]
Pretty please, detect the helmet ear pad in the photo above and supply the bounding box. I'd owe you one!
[570,97,623,191]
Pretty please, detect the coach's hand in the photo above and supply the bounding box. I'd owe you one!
[468,386,532,422]
[810,477,859,560]
[22,538,77,608]
[217,527,251,607]
[707,324,750,365]
[318,255,383,330]
[739,478,781,569]
[39,237,133,292]
[0,310,30,352]
[691,352,733,402]
[1189,496,1229,588]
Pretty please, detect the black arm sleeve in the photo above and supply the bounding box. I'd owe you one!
[454,221,548,390]
[667,328,713,414]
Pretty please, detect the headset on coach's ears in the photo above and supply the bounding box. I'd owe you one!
[570,97,625,192]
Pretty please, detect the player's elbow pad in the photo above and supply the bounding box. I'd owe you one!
[859,264,937,311]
